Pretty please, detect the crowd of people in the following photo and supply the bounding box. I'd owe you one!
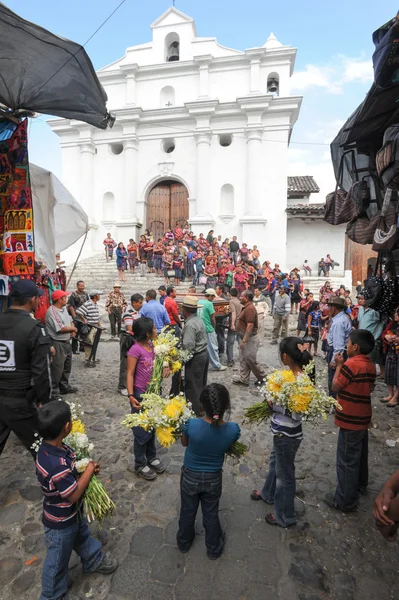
[1,230,399,598]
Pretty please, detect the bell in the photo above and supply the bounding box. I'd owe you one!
[267,78,279,94]
[168,42,180,62]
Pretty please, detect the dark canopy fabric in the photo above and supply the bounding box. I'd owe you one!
[330,83,399,206]
[0,2,113,129]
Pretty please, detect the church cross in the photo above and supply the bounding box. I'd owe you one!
[165,101,173,107]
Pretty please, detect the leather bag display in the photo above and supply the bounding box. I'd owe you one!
[376,124,399,190]
[372,189,399,251]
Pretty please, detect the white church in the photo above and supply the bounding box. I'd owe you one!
[50,7,346,271]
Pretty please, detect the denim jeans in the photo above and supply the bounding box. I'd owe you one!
[177,466,224,558]
[41,518,103,600]
[334,428,368,511]
[226,330,238,364]
[207,331,221,369]
[132,389,157,469]
[261,434,302,527]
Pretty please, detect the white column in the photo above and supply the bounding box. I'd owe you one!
[80,142,95,224]
[122,64,139,106]
[122,137,139,219]
[245,128,263,215]
[195,131,212,217]
[199,65,209,98]
[250,59,261,93]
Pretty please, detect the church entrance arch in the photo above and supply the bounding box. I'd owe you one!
[146,179,189,239]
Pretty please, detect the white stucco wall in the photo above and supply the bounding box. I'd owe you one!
[49,7,302,266]
[286,219,346,272]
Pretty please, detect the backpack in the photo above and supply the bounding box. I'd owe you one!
[376,124,399,190]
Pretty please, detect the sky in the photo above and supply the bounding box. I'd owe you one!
[7,0,399,202]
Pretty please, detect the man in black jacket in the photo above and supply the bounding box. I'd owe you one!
[229,236,240,266]
[0,280,52,457]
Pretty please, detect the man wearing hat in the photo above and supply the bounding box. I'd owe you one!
[45,290,78,400]
[327,296,352,396]
[181,296,209,415]
[0,280,52,457]
[105,283,126,337]
[198,289,226,372]
[76,290,103,366]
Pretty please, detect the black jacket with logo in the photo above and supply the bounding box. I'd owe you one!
[0,309,52,403]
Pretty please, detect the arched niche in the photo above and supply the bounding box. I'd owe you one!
[160,85,176,107]
[220,184,234,215]
[165,32,180,62]
[267,72,279,96]
[103,192,115,222]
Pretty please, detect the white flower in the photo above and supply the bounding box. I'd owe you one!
[75,458,90,473]
[88,443,94,453]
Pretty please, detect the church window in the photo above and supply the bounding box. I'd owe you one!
[160,86,176,107]
[109,143,123,155]
[219,134,233,147]
[162,138,175,154]
[102,192,115,222]
[220,184,234,214]
[165,32,180,62]
[267,72,279,95]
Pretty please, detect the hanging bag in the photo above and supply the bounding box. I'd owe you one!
[372,189,399,251]
[372,12,399,89]
[376,124,399,190]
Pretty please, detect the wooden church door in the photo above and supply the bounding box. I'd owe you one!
[146,181,188,238]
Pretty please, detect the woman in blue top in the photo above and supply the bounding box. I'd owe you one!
[177,383,240,560]
[307,301,321,356]
[116,242,128,282]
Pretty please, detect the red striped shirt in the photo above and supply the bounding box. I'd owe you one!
[334,355,376,431]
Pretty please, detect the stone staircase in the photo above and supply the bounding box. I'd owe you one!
[66,253,195,299]
[66,254,352,299]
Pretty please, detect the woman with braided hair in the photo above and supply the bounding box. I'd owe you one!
[177,383,240,560]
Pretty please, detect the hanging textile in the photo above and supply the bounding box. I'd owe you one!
[0,119,35,284]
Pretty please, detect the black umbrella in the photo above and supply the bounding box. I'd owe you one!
[0,2,114,129]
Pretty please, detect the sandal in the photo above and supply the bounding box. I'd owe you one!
[265,513,295,528]
[250,490,274,504]
[250,490,263,501]
[387,402,399,408]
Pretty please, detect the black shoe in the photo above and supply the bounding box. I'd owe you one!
[93,553,118,574]
[148,459,166,474]
[323,491,357,512]
[59,387,78,395]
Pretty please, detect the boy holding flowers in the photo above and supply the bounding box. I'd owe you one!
[36,401,117,600]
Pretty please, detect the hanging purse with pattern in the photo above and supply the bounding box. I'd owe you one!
[372,188,399,251]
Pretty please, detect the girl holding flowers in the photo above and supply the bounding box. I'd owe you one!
[251,337,311,528]
[177,383,240,560]
[126,317,167,480]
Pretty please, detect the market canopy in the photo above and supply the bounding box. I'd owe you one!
[31,164,89,271]
[0,2,114,129]
[330,83,399,203]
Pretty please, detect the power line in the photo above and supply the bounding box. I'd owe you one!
[25,0,128,106]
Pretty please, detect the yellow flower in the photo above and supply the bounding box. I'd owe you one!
[164,400,184,420]
[71,419,86,434]
[266,369,295,396]
[288,387,313,413]
[156,426,176,448]
[171,361,182,374]
[170,348,178,358]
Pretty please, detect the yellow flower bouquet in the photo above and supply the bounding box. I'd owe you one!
[121,392,195,447]
[244,362,340,424]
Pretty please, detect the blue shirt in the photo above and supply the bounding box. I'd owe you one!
[182,418,240,472]
[159,295,166,306]
[309,310,321,328]
[358,306,384,340]
[140,300,170,333]
[327,310,352,354]
[36,441,79,529]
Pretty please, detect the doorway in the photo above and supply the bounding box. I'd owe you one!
[146,180,189,239]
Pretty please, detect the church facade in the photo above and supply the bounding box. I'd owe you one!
[49,7,304,265]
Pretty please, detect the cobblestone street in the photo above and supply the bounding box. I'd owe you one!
[1,316,399,600]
